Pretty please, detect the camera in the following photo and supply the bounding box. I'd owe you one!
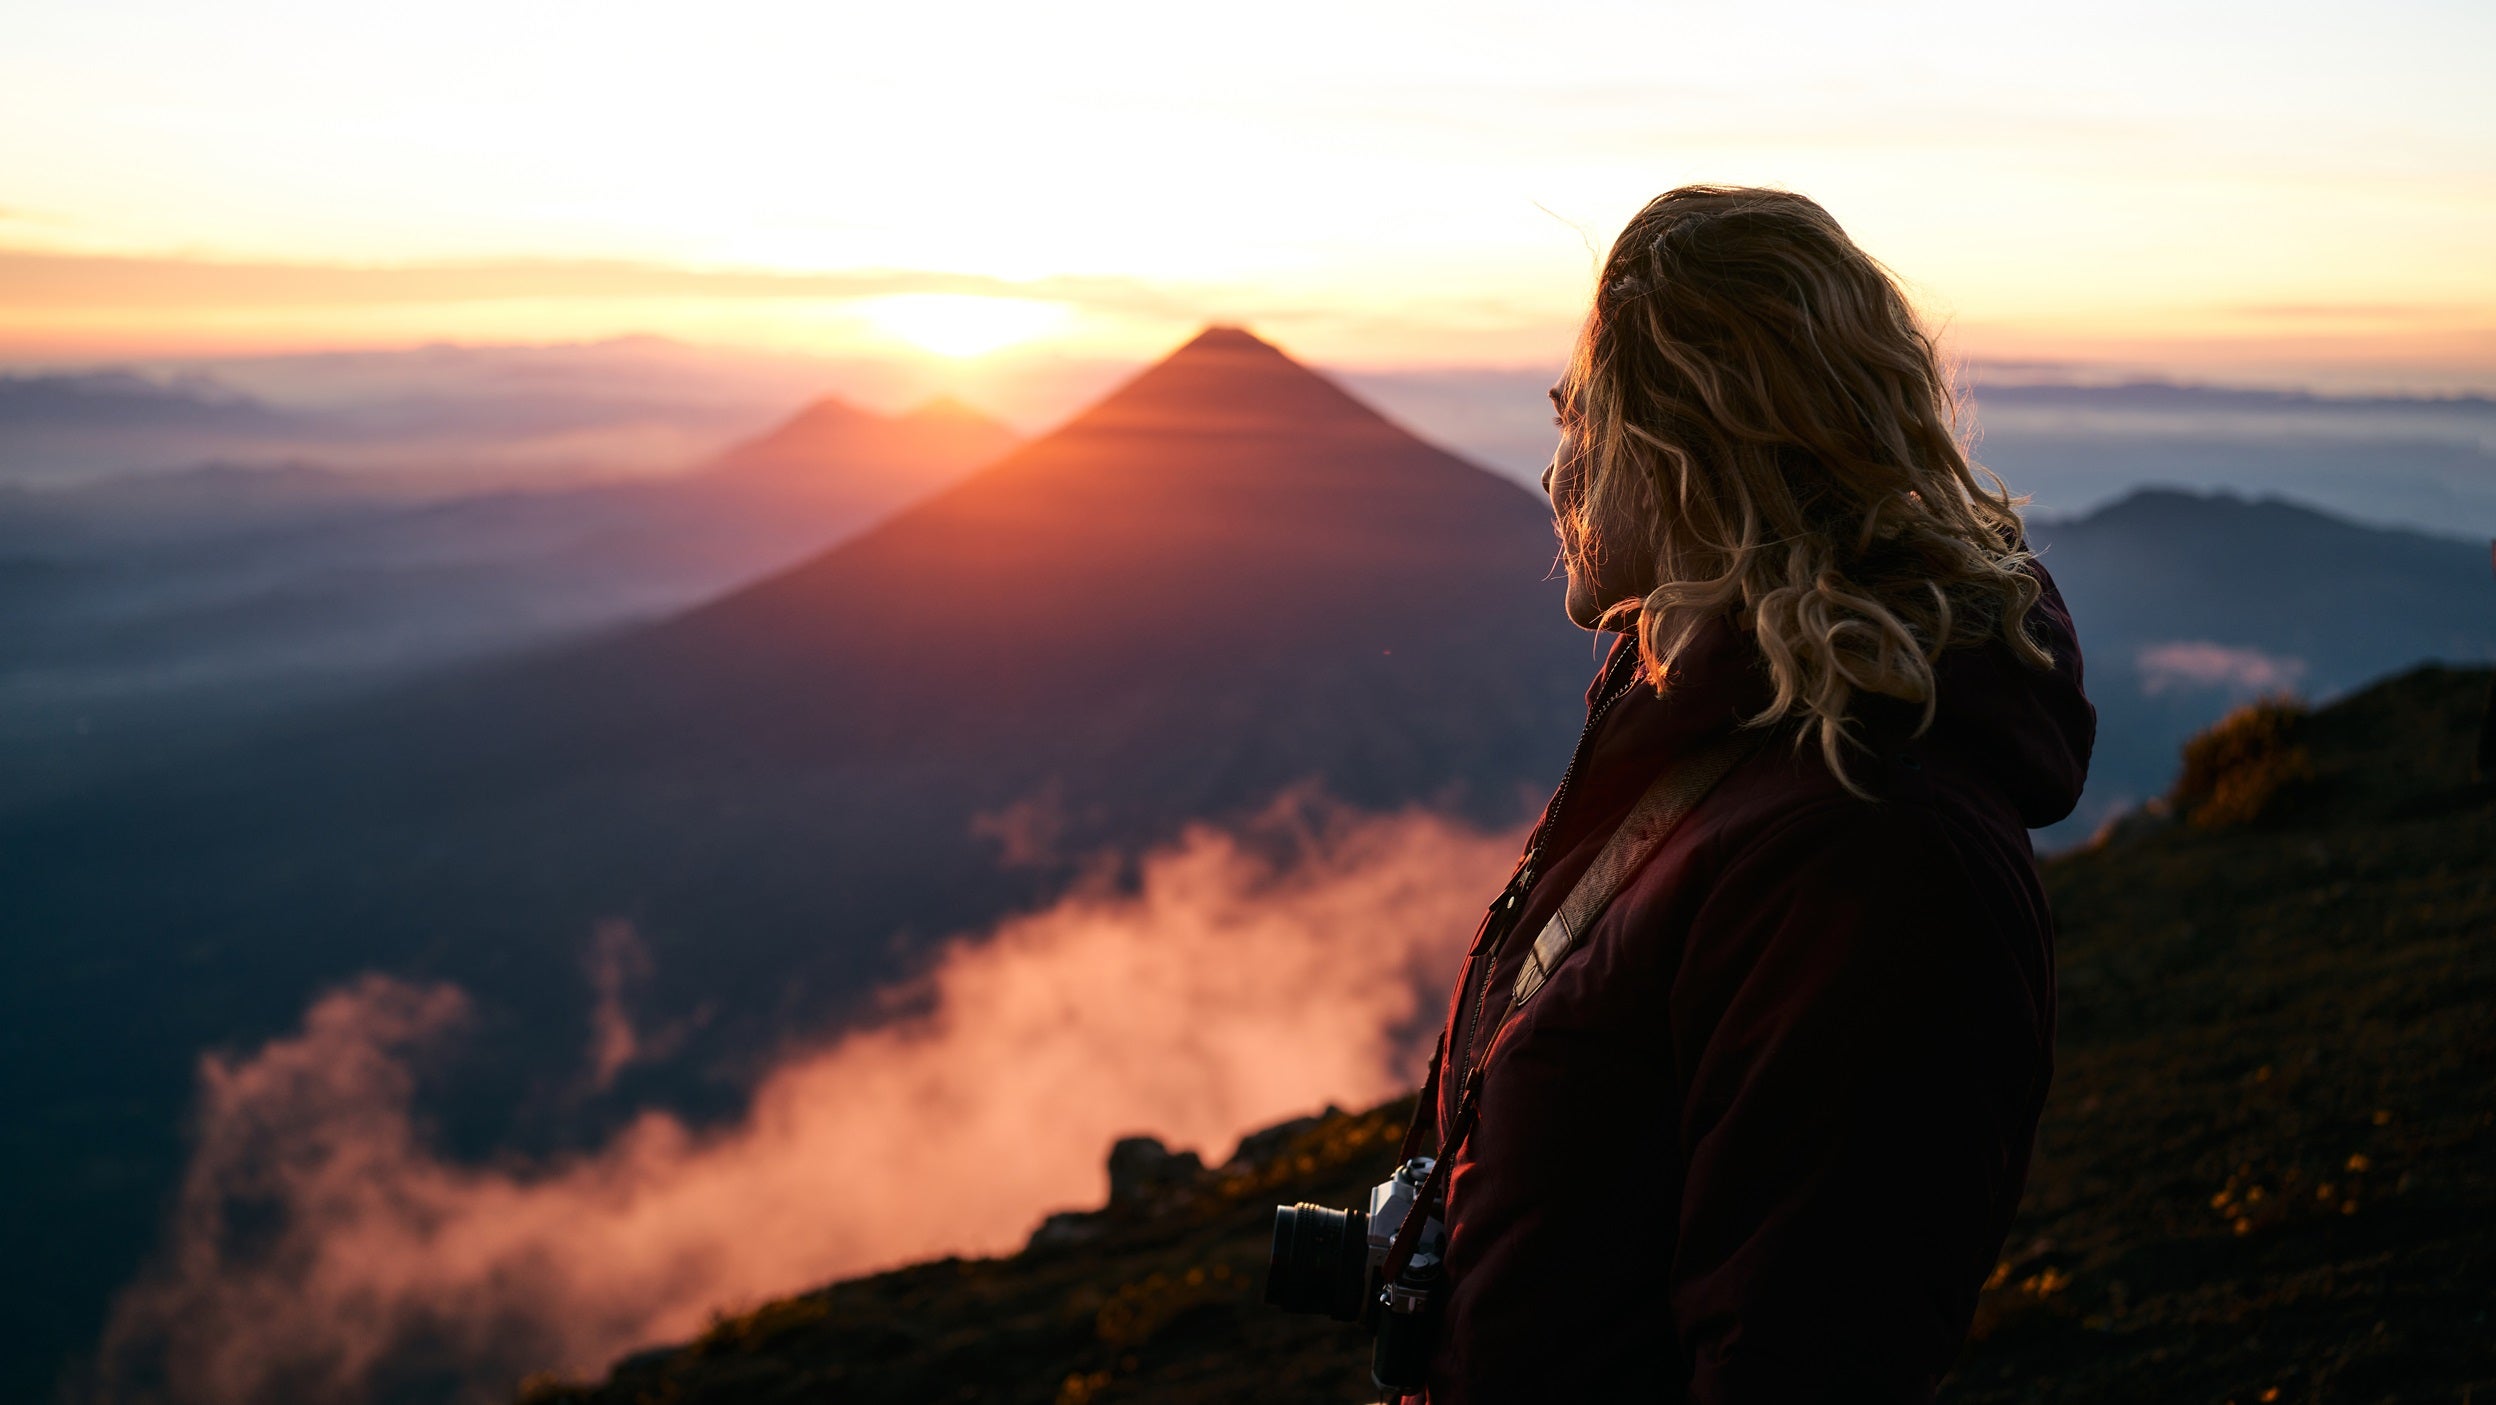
[1264,1156,1446,1397]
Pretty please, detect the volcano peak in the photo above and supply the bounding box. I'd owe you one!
[1176,324,1275,352]
[1063,325,1393,442]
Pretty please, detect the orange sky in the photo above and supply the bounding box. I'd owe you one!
[3,0,2491,390]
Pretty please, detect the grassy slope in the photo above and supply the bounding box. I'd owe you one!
[529,665,2496,1405]
[1953,665,2495,1403]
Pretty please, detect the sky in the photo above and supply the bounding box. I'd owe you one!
[3,0,2492,389]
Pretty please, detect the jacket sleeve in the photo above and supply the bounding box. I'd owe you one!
[1666,800,2051,1402]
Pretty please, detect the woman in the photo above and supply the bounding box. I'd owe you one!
[1415,187,2095,1402]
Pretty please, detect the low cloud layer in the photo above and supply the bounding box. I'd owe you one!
[99,799,1515,1405]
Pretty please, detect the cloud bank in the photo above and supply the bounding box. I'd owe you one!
[99,799,1515,1404]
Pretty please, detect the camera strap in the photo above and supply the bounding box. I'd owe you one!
[1380,731,1756,1289]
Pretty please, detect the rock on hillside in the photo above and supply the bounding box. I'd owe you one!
[525,664,2496,1405]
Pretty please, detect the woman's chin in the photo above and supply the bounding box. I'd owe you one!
[1563,594,1617,632]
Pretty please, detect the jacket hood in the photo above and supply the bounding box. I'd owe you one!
[1922,566,2096,827]
[1582,563,2096,833]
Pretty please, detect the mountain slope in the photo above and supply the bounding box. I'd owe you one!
[525,663,2496,1405]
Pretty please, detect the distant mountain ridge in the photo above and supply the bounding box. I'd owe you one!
[2025,486,2496,836]
[0,390,1019,808]
[0,370,289,431]
[1344,366,2496,537]
[0,338,856,487]
[1969,376,2496,416]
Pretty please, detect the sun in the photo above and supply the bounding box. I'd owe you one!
[858,294,1070,358]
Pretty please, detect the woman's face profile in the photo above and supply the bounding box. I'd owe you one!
[1544,381,1640,630]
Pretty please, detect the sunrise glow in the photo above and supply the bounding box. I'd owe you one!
[0,0,2489,389]
[858,295,1073,359]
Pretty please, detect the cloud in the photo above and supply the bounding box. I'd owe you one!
[2136,640,2309,697]
[0,249,1201,319]
[97,797,1516,1405]
[969,781,1077,868]
[2221,302,2482,326]
[582,920,654,1092]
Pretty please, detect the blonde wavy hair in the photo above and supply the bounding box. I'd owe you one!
[1553,186,2050,788]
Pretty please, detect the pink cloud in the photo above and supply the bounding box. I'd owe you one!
[583,919,651,1092]
[2136,639,2309,697]
[98,798,1516,1404]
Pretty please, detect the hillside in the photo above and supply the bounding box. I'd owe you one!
[526,664,2496,1404]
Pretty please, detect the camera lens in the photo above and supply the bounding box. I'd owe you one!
[1264,1201,1371,1322]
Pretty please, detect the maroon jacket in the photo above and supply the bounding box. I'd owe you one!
[1424,571,2094,1403]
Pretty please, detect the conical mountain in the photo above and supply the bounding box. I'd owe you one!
[695,389,1018,508]
[15,327,1583,989]
[0,330,1587,1372]
[626,326,1574,752]
[310,326,1588,983]
[9,323,1587,1070]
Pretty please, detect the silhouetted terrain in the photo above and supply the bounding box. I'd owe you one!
[525,664,2496,1405]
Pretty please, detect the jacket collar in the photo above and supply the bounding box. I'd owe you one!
[1560,565,2095,837]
